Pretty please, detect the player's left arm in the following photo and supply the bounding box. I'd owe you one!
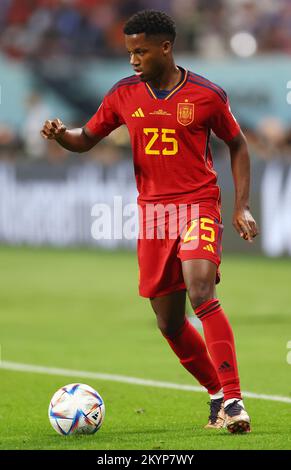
[210,93,259,243]
[226,130,259,243]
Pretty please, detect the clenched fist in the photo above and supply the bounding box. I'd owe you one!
[40,118,67,140]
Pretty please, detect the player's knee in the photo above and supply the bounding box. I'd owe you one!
[156,319,176,338]
[156,315,184,338]
[187,280,214,310]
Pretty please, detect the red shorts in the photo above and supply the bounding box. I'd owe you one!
[137,204,223,298]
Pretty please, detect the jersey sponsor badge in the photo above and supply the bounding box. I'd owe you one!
[149,109,172,116]
[177,102,194,126]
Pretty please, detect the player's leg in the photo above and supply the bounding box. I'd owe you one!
[150,289,224,427]
[182,258,251,433]
[138,219,223,428]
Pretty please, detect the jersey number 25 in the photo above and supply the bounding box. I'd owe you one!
[143,128,178,156]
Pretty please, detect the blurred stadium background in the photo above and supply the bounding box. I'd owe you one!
[0,0,291,254]
[0,0,291,450]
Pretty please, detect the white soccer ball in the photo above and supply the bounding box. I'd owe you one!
[48,383,105,435]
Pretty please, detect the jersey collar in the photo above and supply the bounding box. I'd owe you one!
[145,67,188,100]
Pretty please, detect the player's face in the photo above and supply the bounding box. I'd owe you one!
[125,33,171,82]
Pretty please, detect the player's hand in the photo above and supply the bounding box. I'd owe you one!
[232,207,259,243]
[40,118,67,140]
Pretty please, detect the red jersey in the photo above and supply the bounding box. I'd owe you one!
[86,67,240,207]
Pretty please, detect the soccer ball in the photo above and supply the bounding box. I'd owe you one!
[48,383,105,435]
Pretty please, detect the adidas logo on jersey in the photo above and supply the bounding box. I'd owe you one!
[132,107,145,117]
[203,244,214,253]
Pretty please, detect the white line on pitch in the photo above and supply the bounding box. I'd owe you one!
[1,360,291,404]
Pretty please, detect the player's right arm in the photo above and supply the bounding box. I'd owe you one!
[40,89,123,153]
[40,118,102,153]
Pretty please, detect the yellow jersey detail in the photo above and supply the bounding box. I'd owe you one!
[203,244,215,253]
[132,107,145,117]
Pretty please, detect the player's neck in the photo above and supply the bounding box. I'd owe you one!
[149,64,182,91]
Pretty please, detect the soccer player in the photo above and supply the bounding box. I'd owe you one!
[40,10,259,433]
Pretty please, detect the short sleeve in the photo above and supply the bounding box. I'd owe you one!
[210,95,240,143]
[85,92,123,137]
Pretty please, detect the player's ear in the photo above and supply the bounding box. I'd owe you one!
[162,40,172,55]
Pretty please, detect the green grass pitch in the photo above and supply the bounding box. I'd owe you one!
[0,246,290,450]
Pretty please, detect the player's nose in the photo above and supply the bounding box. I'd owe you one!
[130,53,139,66]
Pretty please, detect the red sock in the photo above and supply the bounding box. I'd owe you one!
[163,318,221,394]
[194,299,242,401]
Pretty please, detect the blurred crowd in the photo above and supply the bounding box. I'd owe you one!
[0,0,290,164]
[0,91,133,164]
[1,94,291,165]
[0,0,291,60]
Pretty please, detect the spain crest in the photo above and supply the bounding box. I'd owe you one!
[177,102,194,126]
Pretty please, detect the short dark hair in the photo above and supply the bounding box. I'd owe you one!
[123,10,176,43]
